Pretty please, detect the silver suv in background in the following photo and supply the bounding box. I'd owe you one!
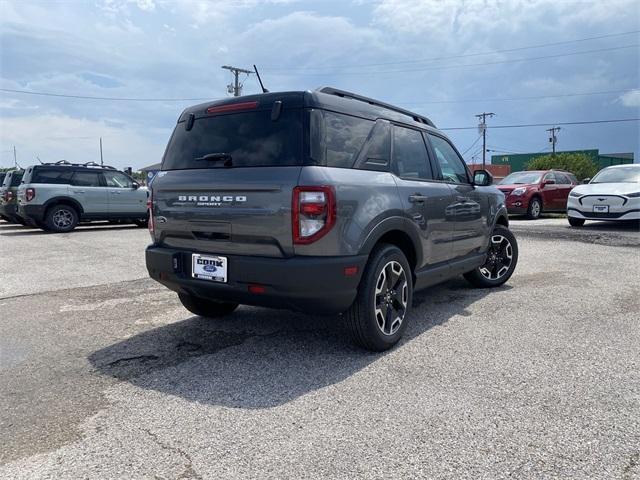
[17,161,148,233]
[0,169,25,224]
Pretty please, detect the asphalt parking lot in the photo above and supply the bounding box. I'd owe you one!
[1,218,639,479]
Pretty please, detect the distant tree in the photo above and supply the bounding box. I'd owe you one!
[131,171,146,183]
[526,152,598,181]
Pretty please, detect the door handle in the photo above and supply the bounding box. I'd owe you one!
[111,191,121,195]
[409,194,427,203]
[73,190,85,193]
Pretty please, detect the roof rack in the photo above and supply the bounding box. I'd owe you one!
[40,161,117,170]
[316,87,436,128]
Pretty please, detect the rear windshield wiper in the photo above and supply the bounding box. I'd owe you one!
[194,152,233,165]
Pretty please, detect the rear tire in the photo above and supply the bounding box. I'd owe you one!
[568,217,585,227]
[526,197,542,220]
[464,225,518,288]
[345,244,412,352]
[178,293,239,318]
[45,204,78,233]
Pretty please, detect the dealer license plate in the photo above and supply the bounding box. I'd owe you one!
[593,205,609,213]
[192,254,227,283]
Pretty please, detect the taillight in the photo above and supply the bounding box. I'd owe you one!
[5,191,13,201]
[147,189,154,238]
[292,186,336,245]
[25,188,36,202]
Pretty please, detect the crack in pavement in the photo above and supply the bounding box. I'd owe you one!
[141,428,203,480]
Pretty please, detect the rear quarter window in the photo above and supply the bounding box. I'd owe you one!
[162,108,303,170]
[10,172,23,186]
[31,168,74,184]
[310,110,373,168]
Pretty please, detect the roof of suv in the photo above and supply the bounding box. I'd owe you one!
[178,87,438,133]
[28,161,118,171]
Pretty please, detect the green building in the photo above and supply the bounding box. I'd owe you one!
[491,149,634,173]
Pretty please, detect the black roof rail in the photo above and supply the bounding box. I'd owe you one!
[39,161,118,170]
[316,87,436,128]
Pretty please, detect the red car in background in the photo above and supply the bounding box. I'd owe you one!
[497,170,578,219]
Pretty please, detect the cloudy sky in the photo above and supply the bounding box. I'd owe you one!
[1,0,638,170]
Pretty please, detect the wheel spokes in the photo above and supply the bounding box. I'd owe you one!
[373,260,408,336]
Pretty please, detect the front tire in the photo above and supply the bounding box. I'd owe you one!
[345,244,412,351]
[464,225,518,288]
[568,217,585,227]
[45,204,79,233]
[526,197,542,220]
[178,293,238,318]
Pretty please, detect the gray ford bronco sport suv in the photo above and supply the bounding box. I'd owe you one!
[146,87,518,351]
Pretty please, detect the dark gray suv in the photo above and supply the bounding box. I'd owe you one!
[146,88,517,350]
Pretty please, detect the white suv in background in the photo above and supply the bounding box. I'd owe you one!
[567,164,640,226]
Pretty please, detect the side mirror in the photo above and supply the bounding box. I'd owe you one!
[542,180,555,187]
[132,182,140,190]
[582,178,591,184]
[473,169,493,186]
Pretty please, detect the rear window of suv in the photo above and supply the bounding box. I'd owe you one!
[162,109,303,170]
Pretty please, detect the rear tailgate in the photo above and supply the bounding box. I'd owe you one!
[152,167,300,257]
[152,93,306,258]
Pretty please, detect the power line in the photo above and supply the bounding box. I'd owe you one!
[400,89,634,105]
[460,135,482,155]
[265,44,639,76]
[0,88,210,102]
[262,30,640,71]
[440,118,640,131]
[1,87,633,105]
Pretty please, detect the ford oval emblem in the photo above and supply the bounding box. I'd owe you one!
[203,265,217,273]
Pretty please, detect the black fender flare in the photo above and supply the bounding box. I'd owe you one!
[42,196,85,216]
[358,216,424,268]
[492,206,509,229]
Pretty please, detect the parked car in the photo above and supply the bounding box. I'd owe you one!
[146,87,519,351]
[0,169,25,224]
[17,161,148,232]
[497,169,578,219]
[567,164,640,226]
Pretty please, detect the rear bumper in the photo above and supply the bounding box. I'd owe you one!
[146,246,368,314]
[0,203,17,218]
[17,204,45,225]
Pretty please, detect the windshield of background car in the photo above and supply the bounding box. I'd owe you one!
[162,109,303,170]
[499,172,543,184]
[591,167,640,184]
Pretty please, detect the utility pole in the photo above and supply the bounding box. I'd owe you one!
[100,137,104,166]
[475,112,495,169]
[13,145,17,168]
[546,127,560,156]
[221,65,253,97]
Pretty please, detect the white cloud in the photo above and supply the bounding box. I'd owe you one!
[619,89,640,107]
[372,0,639,38]
[136,0,156,12]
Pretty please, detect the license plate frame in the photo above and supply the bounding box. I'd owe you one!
[593,205,609,213]
[191,254,227,283]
